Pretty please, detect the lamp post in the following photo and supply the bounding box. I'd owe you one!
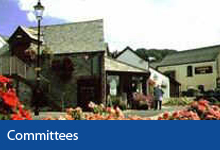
[34,0,44,116]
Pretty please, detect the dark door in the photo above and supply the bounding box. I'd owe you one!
[77,78,100,110]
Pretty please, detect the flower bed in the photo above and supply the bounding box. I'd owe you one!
[42,100,220,120]
[0,75,32,120]
[132,93,154,110]
[42,102,151,120]
[158,100,220,120]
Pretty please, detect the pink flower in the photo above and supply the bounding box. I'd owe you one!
[88,101,95,109]
[198,100,209,107]
[198,104,206,112]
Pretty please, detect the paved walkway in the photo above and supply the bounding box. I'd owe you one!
[123,106,186,119]
[32,106,186,120]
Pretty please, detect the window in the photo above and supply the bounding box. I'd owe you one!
[187,66,193,77]
[195,66,213,74]
[107,76,119,96]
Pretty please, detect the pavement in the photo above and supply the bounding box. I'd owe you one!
[32,106,186,120]
[123,106,186,119]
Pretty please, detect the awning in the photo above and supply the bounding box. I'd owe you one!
[105,57,150,75]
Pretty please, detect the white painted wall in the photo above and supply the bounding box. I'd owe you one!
[116,49,170,98]
[158,61,217,91]
[149,67,170,98]
[117,49,149,70]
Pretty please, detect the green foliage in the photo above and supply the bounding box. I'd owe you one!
[0,113,10,120]
[135,48,177,62]
[67,108,84,120]
[118,100,127,110]
[163,97,193,106]
[109,96,127,110]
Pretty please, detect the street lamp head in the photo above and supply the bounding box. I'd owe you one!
[34,0,45,21]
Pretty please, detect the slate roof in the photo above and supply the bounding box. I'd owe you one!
[158,45,220,67]
[150,62,161,69]
[0,34,9,41]
[0,36,6,44]
[0,43,9,55]
[0,36,8,55]
[105,57,149,73]
[20,26,38,41]
[30,19,106,54]
[115,46,144,60]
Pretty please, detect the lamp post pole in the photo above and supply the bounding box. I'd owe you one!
[37,18,41,87]
[34,18,41,116]
[34,0,44,116]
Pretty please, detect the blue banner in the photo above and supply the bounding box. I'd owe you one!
[0,121,219,150]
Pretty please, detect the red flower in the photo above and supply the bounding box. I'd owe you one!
[158,117,163,120]
[22,110,32,120]
[172,112,179,119]
[1,90,19,108]
[11,113,24,120]
[0,75,10,83]
[163,112,169,119]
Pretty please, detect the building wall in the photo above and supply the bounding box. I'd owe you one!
[149,68,170,98]
[41,52,103,109]
[158,61,217,92]
[216,53,220,78]
[5,25,106,110]
[117,50,149,70]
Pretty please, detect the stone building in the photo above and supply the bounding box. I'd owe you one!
[0,19,150,110]
[1,20,106,110]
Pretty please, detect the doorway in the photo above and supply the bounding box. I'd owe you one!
[77,78,100,110]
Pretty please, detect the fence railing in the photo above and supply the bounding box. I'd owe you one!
[0,56,27,78]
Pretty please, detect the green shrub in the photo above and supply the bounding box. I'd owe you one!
[163,97,193,106]
[111,96,120,106]
[109,96,127,110]
[138,101,149,110]
[118,100,127,110]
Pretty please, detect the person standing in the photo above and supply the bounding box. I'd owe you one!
[154,85,164,110]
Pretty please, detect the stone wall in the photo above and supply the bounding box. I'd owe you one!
[40,52,104,109]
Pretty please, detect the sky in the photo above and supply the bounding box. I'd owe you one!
[1,0,220,51]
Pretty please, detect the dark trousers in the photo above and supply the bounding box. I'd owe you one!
[154,100,162,110]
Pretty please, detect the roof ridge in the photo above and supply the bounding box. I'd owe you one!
[116,46,149,63]
[0,34,9,41]
[170,44,220,56]
[20,26,37,33]
[29,19,103,29]
[158,44,220,67]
